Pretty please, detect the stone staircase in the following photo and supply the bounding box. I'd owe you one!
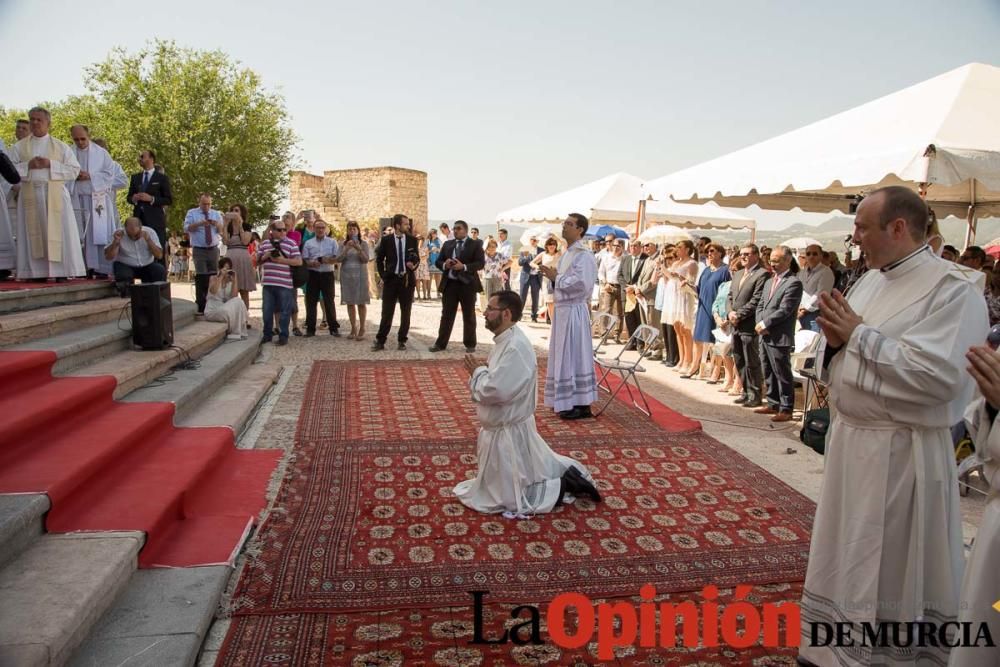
[0,282,282,666]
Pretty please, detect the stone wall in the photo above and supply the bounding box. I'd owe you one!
[289,167,428,235]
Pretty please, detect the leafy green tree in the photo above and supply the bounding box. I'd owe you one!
[2,40,297,231]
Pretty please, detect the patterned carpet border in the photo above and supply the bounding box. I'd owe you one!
[227,360,815,617]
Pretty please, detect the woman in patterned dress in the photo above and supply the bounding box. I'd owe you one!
[337,221,371,340]
[415,234,431,300]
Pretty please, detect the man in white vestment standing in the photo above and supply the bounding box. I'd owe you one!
[799,186,989,667]
[539,213,598,420]
[949,344,1000,667]
[12,107,86,281]
[454,290,600,515]
[70,125,120,277]
[0,139,20,280]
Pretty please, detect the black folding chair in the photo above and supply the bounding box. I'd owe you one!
[593,324,660,417]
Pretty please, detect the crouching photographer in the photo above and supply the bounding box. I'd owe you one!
[256,220,302,346]
[104,216,166,297]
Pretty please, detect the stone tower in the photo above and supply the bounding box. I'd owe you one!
[289,166,428,234]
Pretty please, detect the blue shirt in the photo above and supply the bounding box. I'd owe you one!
[302,236,339,273]
[183,207,224,248]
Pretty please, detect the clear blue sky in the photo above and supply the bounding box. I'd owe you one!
[3,0,999,228]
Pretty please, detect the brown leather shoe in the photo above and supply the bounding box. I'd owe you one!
[753,406,778,415]
[771,411,794,422]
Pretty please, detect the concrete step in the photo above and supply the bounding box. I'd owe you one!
[69,566,229,667]
[67,320,229,399]
[8,300,197,375]
[0,281,117,316]
[0,494,49,571]
[174,362,281,434]
[124,336,263,421]
[0,297,131,347]
[0,532,143,667]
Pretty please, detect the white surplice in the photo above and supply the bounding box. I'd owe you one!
[800,248,989,667]
[454,324,595,514]
[544,240,598,412]
[949,397,1000,667]
[13,134,85,279]
[0,139,14,271]
[71,143,122,275]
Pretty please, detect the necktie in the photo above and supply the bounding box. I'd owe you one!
[142,171,149,190]
[204,211,212,245]
[768,274,781,300]
[396,237,404,274]
[451,240,464,279]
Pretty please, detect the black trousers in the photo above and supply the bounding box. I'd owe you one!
[624,304,643,344]
[436,280,478,349]
[376,275,415,343]
[660,322,680,365]
[113,261,167,284]
[760,342,794,412]
[519,275,541,318]
[305,271,337,334]
[732,331,763,404]
[194,274,211,313]
[147,223,167,267]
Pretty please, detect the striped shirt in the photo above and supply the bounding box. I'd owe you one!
[257,237,301,288]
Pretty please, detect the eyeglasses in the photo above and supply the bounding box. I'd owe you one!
[739,252,753,257]
[806,252,820,256]
[484,305,507,312]
[272,227,287,232]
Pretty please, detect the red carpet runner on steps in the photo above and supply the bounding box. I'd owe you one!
[219,360,813,664]
[0,350,280,567]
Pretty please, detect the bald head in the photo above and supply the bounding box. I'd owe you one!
[70,125,90,149]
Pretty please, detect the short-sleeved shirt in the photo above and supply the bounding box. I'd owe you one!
[107,226,162,268]
[302,236,339,273]
[257,236,301,288]
[183,208,223,248]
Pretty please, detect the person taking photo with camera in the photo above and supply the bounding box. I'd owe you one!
[256,219,302,346]
[103,216,166,297]
[204,256,248,340]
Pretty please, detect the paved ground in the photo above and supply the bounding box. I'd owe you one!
[172,280,987,665]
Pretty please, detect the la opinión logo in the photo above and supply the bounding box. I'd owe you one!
[468,586,996,661]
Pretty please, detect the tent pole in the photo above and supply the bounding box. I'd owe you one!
[750,226,756,244]
[964,180,978,250]
[636,199,646,238]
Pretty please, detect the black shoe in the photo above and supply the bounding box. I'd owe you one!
[429,345,446,352]
[558,409,575,419]
[276,338,288,346]
[371,341,385,351]
[662,361,676,368]
[563,466,602,502]
[733,397,747,405]
[397,342,406,350]
[465,346,476,353]
[559,406,594,420]
[743,401,763,409]
[292,328,303,337]
[304,331,316,337]
[115,281,130,298]
[54,277,68,283]
[260,337,272,345]
[531,316,538,323]
[330,330,341,337]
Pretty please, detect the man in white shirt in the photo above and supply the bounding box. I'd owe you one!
[183,194,224,314]
[597,239,625,342]
[497,228,513,289]
[301,220,340,337]
[104,217,166,295]
[797,244,836,332]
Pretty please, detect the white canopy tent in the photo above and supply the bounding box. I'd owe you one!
[496,172,646,227]
[496,172,756,237]
[644,62,1000,246]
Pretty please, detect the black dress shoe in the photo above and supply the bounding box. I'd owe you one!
[330,330,341,337]
[304,331,316,338]
[397,342,406,350]
[743,401,763,409]
[429,345,446,352]
[733,397,747,405]
[465,346,476,353]
[558,409,575,419]
[563,466,602,502]
[371,341,385,351]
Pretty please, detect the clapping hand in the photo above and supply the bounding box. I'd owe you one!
[967,346,1000,409]
[817,290,862,348]
[77,171,90,181]
[539,264,556,281]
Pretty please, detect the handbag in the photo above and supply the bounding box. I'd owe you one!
[799,408,829,455]
[277,243,310,288]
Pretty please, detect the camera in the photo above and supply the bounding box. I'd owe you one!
[270,239,282,259]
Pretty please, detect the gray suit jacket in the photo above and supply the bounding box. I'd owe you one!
[726,265,769,333]
[755,272,803,347]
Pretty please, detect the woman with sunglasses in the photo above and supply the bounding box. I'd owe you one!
[531,236,562,325]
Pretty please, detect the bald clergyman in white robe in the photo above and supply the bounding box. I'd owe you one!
[70,127,121,276]
[454,291,600,515]
[800,187,988,667]
[12,110,86,280]
[540,215,598,418]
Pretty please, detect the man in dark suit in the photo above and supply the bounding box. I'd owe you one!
[126,149,172,266]
[617,239,646,348]
[753,246,803,422]
[517,237,543,322]
[430,220,485,353]
[373,213,419,351]
[726,243,770,408]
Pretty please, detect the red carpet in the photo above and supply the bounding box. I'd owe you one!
[0,350,280,567]
[0,277,110,291]
[219,359,812,663]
